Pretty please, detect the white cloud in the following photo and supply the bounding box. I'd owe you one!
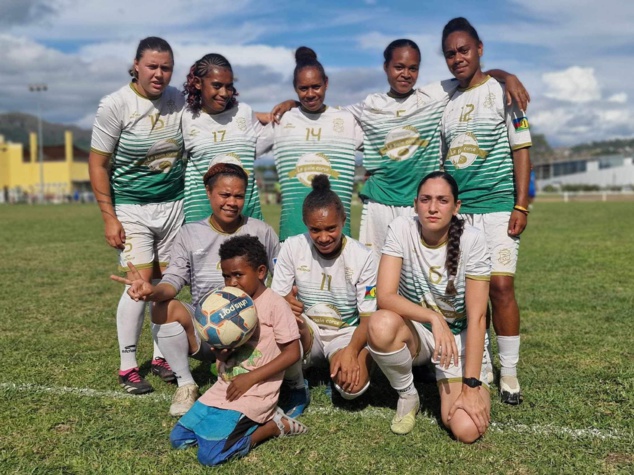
[542,67,601,103]
[608,93,628,104]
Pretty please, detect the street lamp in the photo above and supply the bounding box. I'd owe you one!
[29,83,47,203]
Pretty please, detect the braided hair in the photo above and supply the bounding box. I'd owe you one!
[417,171,464,296]
[302,174,345,223]
[293,46,328,88]
[183,53,238,114]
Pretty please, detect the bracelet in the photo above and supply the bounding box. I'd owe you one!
[513,205,529,215]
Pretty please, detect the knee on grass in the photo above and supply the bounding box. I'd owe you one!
[443,412,484,445]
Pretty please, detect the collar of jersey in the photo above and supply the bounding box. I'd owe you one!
[129,82,163,100]
[457,75,491,92]
[207,215,244,235]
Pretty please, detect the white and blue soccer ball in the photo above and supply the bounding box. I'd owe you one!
[193,286,258,349]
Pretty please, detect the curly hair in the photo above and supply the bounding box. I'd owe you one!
[129,37,173,78]
[219,234,268,272]
[417,171,464,296]
[302,174,345,223]
[293,46,328,88]
[183,53,238,115]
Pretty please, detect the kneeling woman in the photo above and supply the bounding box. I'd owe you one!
[367,171,491,443]
[272,175,378,401]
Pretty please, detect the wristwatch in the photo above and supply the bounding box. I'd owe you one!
[462,377,483,388]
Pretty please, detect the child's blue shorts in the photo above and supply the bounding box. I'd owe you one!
[170,401,259,466]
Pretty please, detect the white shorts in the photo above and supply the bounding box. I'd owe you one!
[302,316,357,368]
[116,199,184,272]
[410,321,490,387]
[460,212,519,276]
[359,200,415,261]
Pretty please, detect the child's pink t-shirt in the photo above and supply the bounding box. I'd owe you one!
[198,288,300,423]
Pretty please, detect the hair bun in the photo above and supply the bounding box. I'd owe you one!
[295,46,317,64]
[311,174,331,192]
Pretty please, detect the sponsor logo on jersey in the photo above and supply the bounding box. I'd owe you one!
[513,117,530,132]
[364,285,376,300]
[139,138,182,173]
[209,153,248,175]
[380,126,428,161]
[446,132,488,169]
[297,265,310,273]
[288,153,339,186]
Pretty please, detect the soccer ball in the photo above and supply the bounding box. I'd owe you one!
[193,286,258,349]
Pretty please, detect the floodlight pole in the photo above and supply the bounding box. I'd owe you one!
[29,83,47,203]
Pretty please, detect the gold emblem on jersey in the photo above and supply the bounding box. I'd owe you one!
[188,128,200,137]
[236,117,247,132]
[446,132,488,169]
[297,265,311,273]
[483,93,496,109]
[497,249,512,266]
[380,125,428,161]
[139,138,182,173]
[333,118,344,133]
[288,153,339,187]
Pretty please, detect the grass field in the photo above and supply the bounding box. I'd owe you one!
[0,202,632,474]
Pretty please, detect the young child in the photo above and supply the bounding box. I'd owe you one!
[169,235,308,466]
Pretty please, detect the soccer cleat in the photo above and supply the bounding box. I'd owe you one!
[169,383,200,417]
[150,357,176,383]
[499,375,523,405]
[118,367,153,395]
[279,380,310,418]
[390,394,420,435]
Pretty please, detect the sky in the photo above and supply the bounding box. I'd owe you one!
[1,0,631,147]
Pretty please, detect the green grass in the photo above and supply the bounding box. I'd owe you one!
[0,202,632,474]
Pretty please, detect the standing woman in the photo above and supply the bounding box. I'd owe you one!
[367,172,491,443]
[89,37,185,394]
[181,53,265,223]
[259,47,363,241]
[440,17,532,405]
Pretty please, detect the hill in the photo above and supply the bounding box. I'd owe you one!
[0,112,92,151]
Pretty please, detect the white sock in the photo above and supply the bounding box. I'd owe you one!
[117,287,146,371]
[283,343,305,389]
[148,296,165,361]
[152,322,195,387]
[368,344,417,396]
[497,335,520,377]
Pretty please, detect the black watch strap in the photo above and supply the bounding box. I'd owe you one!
[462,377,483,388]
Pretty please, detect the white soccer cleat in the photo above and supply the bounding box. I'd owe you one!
[499,375,522,405]
[169,383,200,417]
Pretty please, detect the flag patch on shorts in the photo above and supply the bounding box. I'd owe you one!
[513,117,529,131]
[364,286,376,300]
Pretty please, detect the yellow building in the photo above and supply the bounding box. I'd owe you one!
[0,131,91,202]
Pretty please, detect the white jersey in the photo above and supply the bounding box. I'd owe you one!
[182,103,264,223]
[271,234,377,331]
[91,83,185,205]
[345,80,458,206]
[382,216,490,334]
[160,216,279,307]
[258,107,363,241]
[441,76,532,214]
